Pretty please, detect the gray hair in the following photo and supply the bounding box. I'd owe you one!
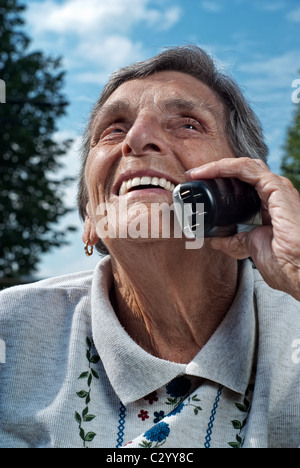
[77,45,268,254]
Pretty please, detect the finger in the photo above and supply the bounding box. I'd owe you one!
[186,158,273,224]
[185,157,295,219]
[208,233,251,260]
[209,226,273,266]
[186,157,269,185]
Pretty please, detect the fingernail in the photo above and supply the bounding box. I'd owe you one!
[185,168,196,174]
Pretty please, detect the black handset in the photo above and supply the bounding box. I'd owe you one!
[173,178,262,239]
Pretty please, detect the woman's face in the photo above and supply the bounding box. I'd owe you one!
[84,71,235,248]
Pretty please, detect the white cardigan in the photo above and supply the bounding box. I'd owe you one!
[0,256,300,448]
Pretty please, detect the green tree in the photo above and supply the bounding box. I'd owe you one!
[281,78,300,192]
[0,0,76,279]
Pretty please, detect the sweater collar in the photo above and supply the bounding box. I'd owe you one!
[91,256,256,405]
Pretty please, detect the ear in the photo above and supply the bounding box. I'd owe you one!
[82,204,99,246]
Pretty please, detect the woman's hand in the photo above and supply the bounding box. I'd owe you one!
[187,157,300,301]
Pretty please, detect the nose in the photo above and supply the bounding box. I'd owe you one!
[122,114,167,157]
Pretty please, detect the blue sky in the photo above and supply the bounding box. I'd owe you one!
[22,0,300,277]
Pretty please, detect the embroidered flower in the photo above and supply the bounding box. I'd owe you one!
[166,376,191,398]
[153,410,165,423]
[138,410,149,421]
[144,391,158,404]
[144,422,170,443]
[167,402,184,417]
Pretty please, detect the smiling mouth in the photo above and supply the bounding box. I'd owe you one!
[119,176,176,196]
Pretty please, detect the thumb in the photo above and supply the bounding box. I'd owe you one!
[208,232,251,260]
[208,226,273,265]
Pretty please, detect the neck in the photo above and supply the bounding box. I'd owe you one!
[109,239,238,363]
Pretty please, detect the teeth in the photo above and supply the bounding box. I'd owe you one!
[119,176,175,195]
[141,176,151,185]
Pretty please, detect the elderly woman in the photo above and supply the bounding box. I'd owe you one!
[0,46,300,449]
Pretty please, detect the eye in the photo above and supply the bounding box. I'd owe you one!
[100,123,127,141]
[180,118,205,133]
[182,123,197,131]
[110,127,124,133]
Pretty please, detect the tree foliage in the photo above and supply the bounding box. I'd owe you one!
[281,80,300,193]
[0,0,76,278]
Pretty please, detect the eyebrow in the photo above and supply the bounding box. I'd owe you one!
[162,97,218,117]
[90,99,129,135]
[92,95,219,136]
[95,99,132,121]
[97,96,217,116]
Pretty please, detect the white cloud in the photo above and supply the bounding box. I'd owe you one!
[23,0,183,278]
[73,36,146,86]
[286,7,300,23]
[158,6,182,30]
[238,51,299,90]
[49,131,83,211]
[254,1,285,12]
[76,36,145,81]
[26,0,181,35]
[33,130,95,278]
[37,225,101,278]
[25,0,181,84]
[200,1,222,13]
[37,130,104,278]
[235,50,299,173]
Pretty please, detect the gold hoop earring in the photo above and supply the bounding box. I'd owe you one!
[84,241,93,257]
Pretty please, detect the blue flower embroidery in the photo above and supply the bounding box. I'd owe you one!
[167,402,184,417]
[144,422,170,443]
[153,410,165,423]
[166,376,191,398]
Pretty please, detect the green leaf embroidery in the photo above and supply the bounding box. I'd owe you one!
[83,414,96,422]
[166,397,177,405]
[86,337,92,348]
[228,386,253,448]
[91,368,99,379]
[228,441,240,448]
[78,372,89,379]
[77,390,89,399]
[75,337,100,448]
[187,395,202,414]
[235,402,248,413]
[90,355,100,364]
[139,440,153,448]
[84,432,97,442]
[87,374,92,387]
[231,420,242,430]
[165,393,202,415]
[192,395,201,402]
